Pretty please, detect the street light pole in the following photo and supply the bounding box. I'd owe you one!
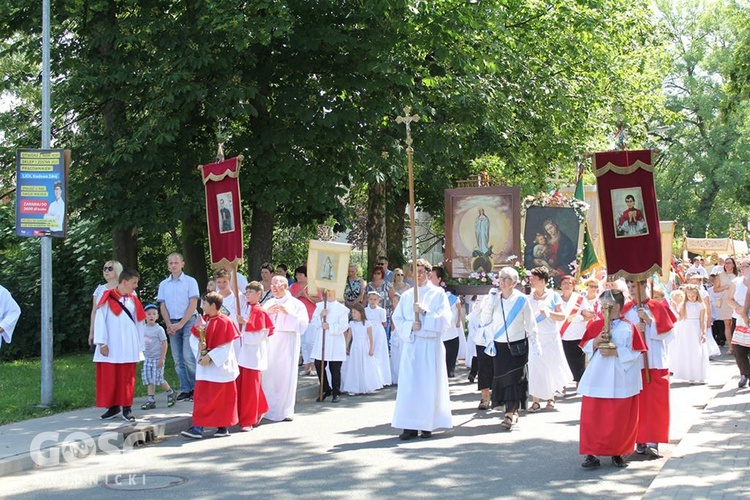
[40,0,54,407]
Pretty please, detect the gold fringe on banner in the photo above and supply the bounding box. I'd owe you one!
[594,160,653,177]
[607,264,663,283]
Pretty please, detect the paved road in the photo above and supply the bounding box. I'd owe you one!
[0,354,738,499]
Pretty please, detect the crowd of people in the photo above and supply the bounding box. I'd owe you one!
[80,250,750,464]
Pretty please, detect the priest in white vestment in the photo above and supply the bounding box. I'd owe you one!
[262,276,310,421]
[0,284,21,350]
[391,259,453,439]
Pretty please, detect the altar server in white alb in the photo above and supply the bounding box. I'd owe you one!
[391,259,453,440]
[262,275,310,421]
[311,289,350,402]
[181,292,241,439]
[0,284,21,350]
[578,289,647,469]
[93,269,146,422]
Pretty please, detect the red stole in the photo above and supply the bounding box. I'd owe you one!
[191,313,240,349]
[579,317,647,352]
[97,288,146,322]
[621,299,677,334]
[245,303,275,336]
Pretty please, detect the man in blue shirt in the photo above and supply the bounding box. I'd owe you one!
[158,253,200,401]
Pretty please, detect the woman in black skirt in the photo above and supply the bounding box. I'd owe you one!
[485,267,539,430]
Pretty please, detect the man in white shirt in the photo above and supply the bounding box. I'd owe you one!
[157,253,200,401]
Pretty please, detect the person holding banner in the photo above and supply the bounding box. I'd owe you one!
[310,289,350,402]
[262,276,310,422]
[391,259,453,439]
[558,275,594,391]
[623,279,676,458]
[476,266,538,430]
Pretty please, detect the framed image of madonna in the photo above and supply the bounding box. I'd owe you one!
[444,186,521,277]
[523,206,581,287]
[306,240,352,298]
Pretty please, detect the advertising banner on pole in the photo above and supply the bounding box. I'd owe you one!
[15,149,70,238]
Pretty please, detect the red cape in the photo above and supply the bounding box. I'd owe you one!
[579,317,647,352]
[97,288,146,322]
[191,313,240,349]
[244,303,275,336]
[622,299,677,334]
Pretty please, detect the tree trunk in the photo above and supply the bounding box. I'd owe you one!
[367,181,387,274]
[181,216,208,292]
[386,187,408,269]
[112,226,138,270]
[247,205,275,280]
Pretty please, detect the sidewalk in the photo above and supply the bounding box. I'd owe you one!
[644,376,750,498]
[0,373,321,478]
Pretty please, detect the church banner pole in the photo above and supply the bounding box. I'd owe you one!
[318,288,328,402]
[635,281,651,384]
[397,107,421,328]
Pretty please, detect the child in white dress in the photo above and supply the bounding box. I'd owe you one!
[671,285,709,383]
[342,303,383,395]
[366,291,392,386]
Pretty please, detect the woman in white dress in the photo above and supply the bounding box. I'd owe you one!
[527,267,573,411]
[88,260,122,346]
[713,258,738,352]
[671,285,709,383]
[342,304,383,395]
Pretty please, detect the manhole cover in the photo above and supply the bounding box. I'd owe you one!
[102,474,188,491]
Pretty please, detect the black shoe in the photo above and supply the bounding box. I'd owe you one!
[399,429,418,441]
[181,426,204,439]
[635,443,646,454]
[315,393,331,402]
[283,417,294,422]
[176,392,191,402]
[122,407,136,422]
[582,455,601,468]
[187,390,194,401]
[331,395,341,403]
[100,406,121,420]
[214,427,230,437]
[420,431,432,439]
[448,371,455,378]
[611,455,628,468]
[468,375,475,384]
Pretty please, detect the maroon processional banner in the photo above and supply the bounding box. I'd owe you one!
[199,156,244,268]
[594,149,662,281]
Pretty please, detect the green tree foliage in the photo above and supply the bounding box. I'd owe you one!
[649,0,750,239]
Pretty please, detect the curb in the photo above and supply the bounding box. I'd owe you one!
[0,375,322,478]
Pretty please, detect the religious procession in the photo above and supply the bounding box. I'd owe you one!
[4,1,750,497]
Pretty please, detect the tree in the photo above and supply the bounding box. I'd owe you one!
[649,0,750,239]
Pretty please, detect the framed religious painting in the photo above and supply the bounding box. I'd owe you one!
[444,186,521,277]
[522,192,586,287]
[306,240,352,299]
[610,187,649,238]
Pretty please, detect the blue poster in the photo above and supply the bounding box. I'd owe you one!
[15,149,69,238]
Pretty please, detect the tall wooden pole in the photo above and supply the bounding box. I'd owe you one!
[396,107,421,328]
[318,289,328,401]
[635,280,651,383]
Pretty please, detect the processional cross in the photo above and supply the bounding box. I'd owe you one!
[397,107,421,328]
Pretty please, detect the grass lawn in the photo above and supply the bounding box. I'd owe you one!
[0,352,176,425]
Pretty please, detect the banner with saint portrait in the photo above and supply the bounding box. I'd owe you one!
[594,149,662,281]
[199,156,244,268]
[444,187,521,277]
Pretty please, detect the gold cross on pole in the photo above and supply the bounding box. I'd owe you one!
[397,106,422,329]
